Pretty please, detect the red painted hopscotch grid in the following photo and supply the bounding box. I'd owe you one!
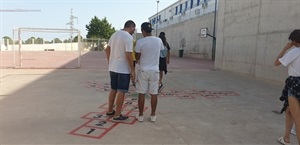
[72,81,240,139]
[69,97,147,139]
[83,81,240,100]
[84,81,111,92]
[159,89,239,100]
[69,119,118,139]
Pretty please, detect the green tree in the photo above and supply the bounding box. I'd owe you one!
[36,37,44,44]
[24,37,35,44]
[86,16,116,39]
[73,35,83,42]
[53,38,62,43]
[63,38,72,43]
[3,36,13,45]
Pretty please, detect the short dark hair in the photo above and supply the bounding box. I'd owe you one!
[159,32,165,37]
[124,20,136,28]
[289,29,300,43]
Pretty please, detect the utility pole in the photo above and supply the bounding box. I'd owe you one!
[66,9,78,42]
[212,0,217,61]
[66,9,78,50]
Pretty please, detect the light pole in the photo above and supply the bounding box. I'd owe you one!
[212,0,217,60]
[156,0,159,36]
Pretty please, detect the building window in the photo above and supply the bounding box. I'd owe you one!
[158,15,161,22]
[175,6,178,15]
[185,1,188,11]
[190,0,194,9]
[197,0,200,6]
[180,4,182,13]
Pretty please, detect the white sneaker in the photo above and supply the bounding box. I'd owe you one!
[277,136,291,145]
[291,128,296,135]
[150,116,156,122]
[135,114,144,122]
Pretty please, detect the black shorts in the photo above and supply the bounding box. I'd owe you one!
[110,71,130,93]
[159,57,167,73]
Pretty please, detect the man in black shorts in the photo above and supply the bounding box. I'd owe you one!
[105,20,136,122]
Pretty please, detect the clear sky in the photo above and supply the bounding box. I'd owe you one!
[0,0,176,40]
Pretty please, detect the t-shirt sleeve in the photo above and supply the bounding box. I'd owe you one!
[135,40,141,53]
[125,36,133,52]
[279,48,300,66]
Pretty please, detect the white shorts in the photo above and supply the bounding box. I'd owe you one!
[135,70,159,95]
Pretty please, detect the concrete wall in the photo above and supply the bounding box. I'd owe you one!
[159,12,215,59]
[215,0,300,82]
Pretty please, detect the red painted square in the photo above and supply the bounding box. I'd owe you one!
[69,126,112,139]
[81,112,111,120]
[84,120,117,129]
[184,89,199,96]
[126,97,138,102]
[197,91,220,99]
[160,91,177,97]
[171,90,186,95]
[124,100,138,106]
[209,91,239,96]
[177,94,195,99]
[107,115,137,125]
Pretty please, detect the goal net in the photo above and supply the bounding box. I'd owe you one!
[12,27,81,69]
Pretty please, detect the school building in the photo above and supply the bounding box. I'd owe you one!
[149,0,300,82]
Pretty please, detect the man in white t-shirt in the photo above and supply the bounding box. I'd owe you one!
[135,22,164,122]
[274,29,300,145]
[105,20,136,122]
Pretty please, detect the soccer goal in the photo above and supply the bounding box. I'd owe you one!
[12,27,81,69]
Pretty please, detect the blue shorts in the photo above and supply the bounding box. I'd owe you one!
[110,71,130,93]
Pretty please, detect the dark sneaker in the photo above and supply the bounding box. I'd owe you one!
[112,115,129,122]
[105,110,115,116]
[158,83,164,92]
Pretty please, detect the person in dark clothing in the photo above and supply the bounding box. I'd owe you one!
[158,32,170,92]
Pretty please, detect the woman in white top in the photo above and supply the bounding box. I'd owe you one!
[274,29,300,145]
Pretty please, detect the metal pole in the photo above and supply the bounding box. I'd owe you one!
[212,0,217,61]
[12,29,15,67]
[77,30,81,68]
[156,0,159,36]
[18,28,22,67]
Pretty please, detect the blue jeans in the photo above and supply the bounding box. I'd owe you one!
[110,71,130,93]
